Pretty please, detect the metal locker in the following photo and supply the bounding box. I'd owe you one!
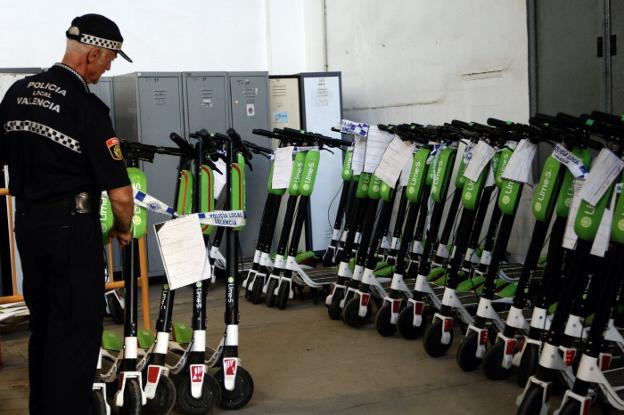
[89,77,115,129]
[183,72,229,136]
[228,72,271,258]
[113,72,185,277]
[299,72,343,252]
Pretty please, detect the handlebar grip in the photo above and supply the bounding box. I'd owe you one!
[331,127,341,133]
[227,128,253,161]
[486,118,513,129]
[590,111,624,126]
[252,128,278,138]
[450,120,472,130]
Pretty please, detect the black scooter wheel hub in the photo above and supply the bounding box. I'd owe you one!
[482,340,513,380]
[456,331,482,372]
[215,366,255,410]
[375,303,397,337]
[423,319,454,358]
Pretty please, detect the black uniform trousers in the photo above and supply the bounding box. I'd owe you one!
[15,202,105,415]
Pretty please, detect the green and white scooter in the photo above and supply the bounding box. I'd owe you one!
[482,119,593,381]
[516,119,621,415]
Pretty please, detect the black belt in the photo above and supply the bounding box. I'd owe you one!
[16,192,93,214]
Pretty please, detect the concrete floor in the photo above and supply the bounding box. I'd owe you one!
[0,282,609,415]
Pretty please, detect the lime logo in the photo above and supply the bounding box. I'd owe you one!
[196,282,202,287]
[132,216,142,225]
[580,217,592,228]
[101,224,108,232]
[372,185,379,192]
[464,192,472,201]
[565,197,571,208]
[302,184,310,191]
[407,188,415,195]
[502,195,510,205]
[228,277,235,283]
[362,185,368,192]
[619,219,624,232]
[534,202,542,212]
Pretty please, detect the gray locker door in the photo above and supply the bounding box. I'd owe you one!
[611,0,624,114]
[185,75,229,134]
[229,75,271,258]
[137,76,185,276]
[535,0,607,115]
[89,78,115,128]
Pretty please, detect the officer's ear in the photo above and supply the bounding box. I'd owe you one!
[86,48,102,64]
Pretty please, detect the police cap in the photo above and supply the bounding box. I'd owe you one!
[65,13,132,63]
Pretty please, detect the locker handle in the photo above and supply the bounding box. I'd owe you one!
[597,36,604,58]
[611,34,617,56]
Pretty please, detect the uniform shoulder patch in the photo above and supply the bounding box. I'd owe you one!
[106,137,123,160]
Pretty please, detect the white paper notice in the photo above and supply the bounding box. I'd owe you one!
[501,139,538,185]
[154,214,210,290]
[399,153,415,187]
[213,159,227,198]
[351,138,367,175]
[463,141,496,182]
[562,179,584,250]
[271,146,294,189]
[374,136,416,188]
[363,126,394,173]
[578,149,624,206]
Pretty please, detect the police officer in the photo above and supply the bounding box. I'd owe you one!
[0,14,134,414]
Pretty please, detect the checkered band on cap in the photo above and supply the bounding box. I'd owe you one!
[4,120,82,154]
[80,33,122,51]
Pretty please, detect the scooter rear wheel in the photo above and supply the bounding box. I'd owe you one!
[327,289,344,320]
[175,373,220,415]
[397,305,427,340]
[118,378,142,415]
[215,366,255,410]
[143,375,176,415]
[375,303,397,337]
[249,277,263,305]
[456,331,482,372]
[342,296,371,328]
[517,385,544,415]
[92,389,107,415]
[482,340,513,380]
[517,342,540,387]
[423,319,454,358]
[276,283,290,310]
[265,279,278,308]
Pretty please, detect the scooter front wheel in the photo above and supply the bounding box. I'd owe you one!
[276,283,290,310]
[482,340,513,380]
[249,278,263,305]
[118,378,142,415]
[215,366,255,410]
[517,385,544,415]
[342,296,371,328]
[557,399,581,415]
[175,373,220,415]
[374,303,396,337]
[143,375,176,415]
[92,389,107,415]
[517,342,540,387]
[265,279,278,308]
[456,331,481,372]
[328,288,344,320]
[423,319,454,358]
[397,305,427,340]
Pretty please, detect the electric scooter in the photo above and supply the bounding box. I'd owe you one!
[517,117,622,414]
[554,113,624,414]
[482,119,594,381]
[422,122,507,357]
[456,120,540,371]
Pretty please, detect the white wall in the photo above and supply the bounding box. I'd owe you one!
[326,0,530,125]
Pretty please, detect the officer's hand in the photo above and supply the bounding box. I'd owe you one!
[109,229,132,246]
